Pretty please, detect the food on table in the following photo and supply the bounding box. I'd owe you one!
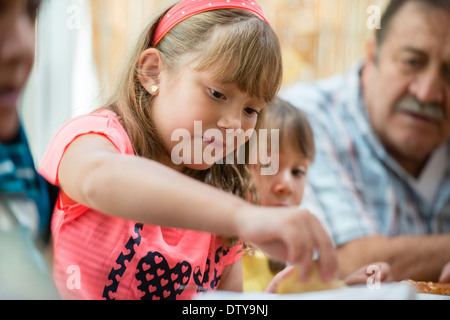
[406,280,450,296]
[277,262,345,294]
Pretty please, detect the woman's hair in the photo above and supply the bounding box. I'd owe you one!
[103,4,283,243]
[261,97,315,161]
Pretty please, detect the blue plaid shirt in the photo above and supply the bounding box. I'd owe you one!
[281,63,450,247]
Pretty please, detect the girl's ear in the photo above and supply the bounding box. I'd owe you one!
[138,48,163,96]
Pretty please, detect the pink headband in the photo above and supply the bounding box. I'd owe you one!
[152,0,270,46]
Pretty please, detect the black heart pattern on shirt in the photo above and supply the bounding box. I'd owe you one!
[103,223,231,300]
[103,223,143,300]
[135,251,192,300]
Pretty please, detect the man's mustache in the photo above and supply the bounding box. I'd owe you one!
[395,95,446,124]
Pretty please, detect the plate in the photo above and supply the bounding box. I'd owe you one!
[198,283,417,300]
[416,293,450,300]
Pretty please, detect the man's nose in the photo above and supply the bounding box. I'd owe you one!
[409,67,445,105]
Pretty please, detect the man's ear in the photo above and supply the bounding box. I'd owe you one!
[364,35,378,65]
[138,48,163,96]
[361,36,378,95]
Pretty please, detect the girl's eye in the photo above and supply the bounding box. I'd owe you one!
[292,168,306,177]
[244,107,260,117]
[209,89,226,101]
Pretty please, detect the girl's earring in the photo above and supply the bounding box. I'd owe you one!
[150,85,159,95]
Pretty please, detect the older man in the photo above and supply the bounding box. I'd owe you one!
[282,0,450,281]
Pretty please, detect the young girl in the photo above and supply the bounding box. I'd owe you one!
[243,97,318,292]
[243,98,392,293]
[38,0,337,300]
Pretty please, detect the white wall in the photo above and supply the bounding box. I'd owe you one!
[20,0,99,166]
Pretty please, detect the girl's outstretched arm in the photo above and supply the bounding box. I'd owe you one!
[58,134,337,280]
[59,134,244,236]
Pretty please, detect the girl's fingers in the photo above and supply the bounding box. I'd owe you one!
[310,217,338,282]
[297,232,315,281]
[281,215,313,278]
[241,207,338,284]
[289,212,337,282]
[264,266,295,293]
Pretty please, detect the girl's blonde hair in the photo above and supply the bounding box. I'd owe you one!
[103,4,283,238]
[248,97,315,207]
[263,98,315,162]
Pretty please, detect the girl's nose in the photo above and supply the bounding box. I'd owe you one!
[272,170,293,196]
[217,109,242,131]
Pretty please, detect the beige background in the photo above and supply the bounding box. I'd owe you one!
[20,0,391,166]
[90,0,389,89]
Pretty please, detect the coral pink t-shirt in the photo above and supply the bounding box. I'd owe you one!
[38,109,242,300]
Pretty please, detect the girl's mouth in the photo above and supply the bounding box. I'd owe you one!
[203,136,227,149]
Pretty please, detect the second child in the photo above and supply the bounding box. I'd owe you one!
[243,98,392,293]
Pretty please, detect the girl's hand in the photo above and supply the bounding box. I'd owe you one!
[236,206,337,283]
[344,262,393,286]
[439,261,450,283]
[264,266,295,293]
[264,262,345,294]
